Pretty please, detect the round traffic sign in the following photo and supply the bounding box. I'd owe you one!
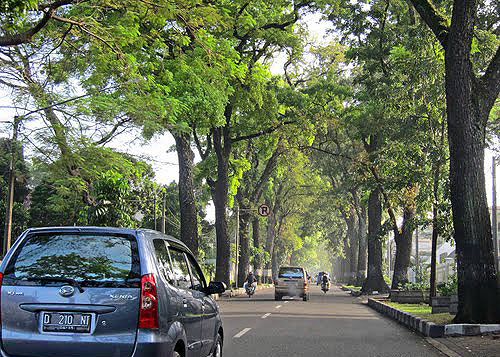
[258,204,271,217]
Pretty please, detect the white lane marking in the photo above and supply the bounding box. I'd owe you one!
[275,305,282,309]
[284,301,289,304]
[233,328,252,338]
[261,313,271,319]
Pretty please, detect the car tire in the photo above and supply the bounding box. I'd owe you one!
[302,294,309,302]
[274,293,282,301]
[172,352,181,357]
[212,333,223,357]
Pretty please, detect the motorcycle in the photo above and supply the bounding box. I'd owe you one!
[321,281,330,293]
[245,283,256,297]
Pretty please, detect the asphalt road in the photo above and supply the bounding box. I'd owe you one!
[218,285,444,357]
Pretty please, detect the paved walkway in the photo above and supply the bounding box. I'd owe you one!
[436,333,500,356]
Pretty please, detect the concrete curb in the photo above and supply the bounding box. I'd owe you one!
[367,298,500,337]
[220,284,273,298]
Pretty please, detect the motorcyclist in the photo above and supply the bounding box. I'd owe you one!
[321,272,330,290]
[243,271,257,292]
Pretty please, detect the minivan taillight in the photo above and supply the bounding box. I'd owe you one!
[138,274,158,329]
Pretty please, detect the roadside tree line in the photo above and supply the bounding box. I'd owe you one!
[1,0,498,323]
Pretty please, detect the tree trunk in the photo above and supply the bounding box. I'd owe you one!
[348,208,359,285]
[173,131,199,256]
[272,247,278,281]
[211,123,232,287]
[430,160,442,302]
[445,2,500,323]
[391,205,416,289]
[409,0,500,324]
[264,203,276,283]
[362,188,390,294]
[237,208,252,287]
[252,218,262,282]
[356,204,368,285]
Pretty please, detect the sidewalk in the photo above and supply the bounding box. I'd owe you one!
[433,333,500,357]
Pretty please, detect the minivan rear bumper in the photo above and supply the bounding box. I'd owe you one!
[275,285,307,296]
[0,330,184,357]
[131,329,184,357]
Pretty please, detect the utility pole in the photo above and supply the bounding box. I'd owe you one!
[153,191,157,231]
[161,189,166,234]
[3,116,21,256]
[493,156,498,273]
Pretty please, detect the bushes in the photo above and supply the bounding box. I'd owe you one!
[437,274,457,296]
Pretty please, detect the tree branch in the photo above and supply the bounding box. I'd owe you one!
[94,118,133,145]
[479,44,500,109]
[408,0,449,48]
[232,120,295,142]
[0,0,76,47]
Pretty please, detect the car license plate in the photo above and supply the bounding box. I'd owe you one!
[43,312,91,333]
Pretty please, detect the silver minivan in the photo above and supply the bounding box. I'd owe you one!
[0,227,225,357]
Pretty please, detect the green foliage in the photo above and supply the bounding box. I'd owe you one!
[437,273,458,297]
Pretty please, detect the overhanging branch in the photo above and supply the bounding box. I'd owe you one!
[408,0,449,49]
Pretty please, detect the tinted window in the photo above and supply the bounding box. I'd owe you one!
[3,233,140,288]
[279,267,304,279]
[169,248,191,289]
[153,239,175,285]
[186,254,206,291]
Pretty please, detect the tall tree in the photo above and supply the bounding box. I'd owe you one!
[408,0,500,323]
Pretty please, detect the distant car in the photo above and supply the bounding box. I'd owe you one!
[0,226,226,357]
[274,266,309,301]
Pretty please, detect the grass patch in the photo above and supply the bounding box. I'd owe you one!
[343,285,362,291]
[386,302,455,325]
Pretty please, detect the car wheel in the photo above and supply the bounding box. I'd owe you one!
[212,333,223,357]
[172,352,181,357]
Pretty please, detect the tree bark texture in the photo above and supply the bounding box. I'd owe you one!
[264,203,276,283]
[252,218,262,282]
[391,205,416,289]
[237,208,252,287]
[173,131,199,256]
[445,1,500,323]
[430,161,442,301]
[362,188,390,294]
[348,208,359,285]
[211,122,232,287]
[356,203,368,285]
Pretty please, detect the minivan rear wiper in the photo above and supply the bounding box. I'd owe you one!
[25,277,85,293]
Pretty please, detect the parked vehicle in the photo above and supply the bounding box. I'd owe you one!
[0,227,226,357]
[274,266,309,301]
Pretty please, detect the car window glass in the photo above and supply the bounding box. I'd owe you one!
[278,267,304,279]
[185,254,206,291]
[153,240,175,285]
[3,233,141,288]
[168,248,192,289]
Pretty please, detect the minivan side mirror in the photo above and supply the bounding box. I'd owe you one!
[205,281,226,295]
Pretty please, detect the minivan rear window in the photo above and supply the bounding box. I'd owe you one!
[278,267,304,279]
[3,233,141,288]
